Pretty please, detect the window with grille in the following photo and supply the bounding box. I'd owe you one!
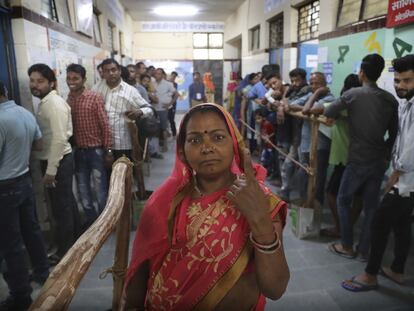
[298,1,320,42]
[108,21,115,52]
[337,0,362,27]
[93,10,102,43]
[363,0,388,20]
[250,25,260,51]
[193,33,224,60]
[337,0,387,27]
[55,0,71,27]
[269,14,283,48]
[119,31,124,55]
[41,0,55,20]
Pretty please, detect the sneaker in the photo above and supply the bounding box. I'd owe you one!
[0,295,32,311]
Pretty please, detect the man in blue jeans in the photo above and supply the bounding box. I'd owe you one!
[67,64,113,229]
[29,63,80,265]
[323,54,399,260]
[0,81,49,310]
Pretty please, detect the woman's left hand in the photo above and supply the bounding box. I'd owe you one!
[226,148,271,227]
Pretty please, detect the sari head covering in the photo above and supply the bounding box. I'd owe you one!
[124,103,286,310]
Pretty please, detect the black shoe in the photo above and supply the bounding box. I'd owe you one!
[150,152,164,159]
[48,254,62,266]
[0,296,32,311]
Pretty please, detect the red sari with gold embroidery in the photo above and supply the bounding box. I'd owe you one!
[123,104,286,310]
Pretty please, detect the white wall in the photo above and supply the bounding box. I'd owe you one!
[224,0,340,79]
[133,31,193,60]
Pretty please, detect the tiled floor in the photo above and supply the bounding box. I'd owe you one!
[1,115,413,310]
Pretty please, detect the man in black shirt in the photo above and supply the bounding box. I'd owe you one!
[324,54,398,260]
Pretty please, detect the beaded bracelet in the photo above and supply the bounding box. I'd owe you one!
[249,231,281,254]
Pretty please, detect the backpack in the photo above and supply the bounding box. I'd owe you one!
[138,106,161,138]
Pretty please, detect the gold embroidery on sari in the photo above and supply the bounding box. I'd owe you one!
[147,272,182,310]
[185,198,241,273]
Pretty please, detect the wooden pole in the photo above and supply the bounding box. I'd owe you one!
[29,157,133,311]
[305,121,319,209]
[111,162,132,310]
[127,120,146,200]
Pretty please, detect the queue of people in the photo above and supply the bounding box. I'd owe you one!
[0,59,180,310]
[0,53,413,310]
[228,53,414,293]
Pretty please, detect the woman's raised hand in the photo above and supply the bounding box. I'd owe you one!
[226,149,271,225]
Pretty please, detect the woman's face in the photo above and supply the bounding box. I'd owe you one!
[182,111,234,179]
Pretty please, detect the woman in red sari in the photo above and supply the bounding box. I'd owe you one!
[121,103,289,310]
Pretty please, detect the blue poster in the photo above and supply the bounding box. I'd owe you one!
[322,62,333,85]
[298,43,319,81]
[146,60,193,111]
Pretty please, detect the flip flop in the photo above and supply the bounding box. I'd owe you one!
[379,267,404,285]
[341,277,378,292]
[329,243,356,259]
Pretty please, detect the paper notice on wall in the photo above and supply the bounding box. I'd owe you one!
[322,62,333,85]
[317,47,328,63]
[306,55,318,68]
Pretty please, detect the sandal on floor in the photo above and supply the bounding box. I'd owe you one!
[341,277,378,292]
[379,267,404,285]
[328,243,356,259]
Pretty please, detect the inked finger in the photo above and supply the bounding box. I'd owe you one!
[242,148,255,179]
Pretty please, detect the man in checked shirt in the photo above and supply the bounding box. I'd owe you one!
[66,63,112,228]
[92,58,153,161]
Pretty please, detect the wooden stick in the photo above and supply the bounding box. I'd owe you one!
[112,161,132,310]
[286,110,334,126]
[29,158,133,311]
[143,138,149,162]
[305,121,319,209]
[239,119,312,176]
[127,120,146,200]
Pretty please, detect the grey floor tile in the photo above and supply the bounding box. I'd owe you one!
[266,290,341,311]
[68,288,112,311]
[327,286,414,311]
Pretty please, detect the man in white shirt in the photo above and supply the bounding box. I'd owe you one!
[92,58,152,160]
[153,68,178,152]
[29,63,80,265]
[342,54,414,292]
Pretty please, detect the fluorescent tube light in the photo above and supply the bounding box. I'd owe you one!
[153,5,199,17]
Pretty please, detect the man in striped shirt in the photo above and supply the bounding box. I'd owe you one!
[92,58,153,160]
[67,63,112,228]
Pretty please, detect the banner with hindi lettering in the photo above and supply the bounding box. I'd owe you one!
[140,22,224,33]
[386,0,414,28]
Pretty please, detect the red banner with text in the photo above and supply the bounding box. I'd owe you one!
[386,0,414,27]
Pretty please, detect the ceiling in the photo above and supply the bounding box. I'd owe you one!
[119,0,246,21]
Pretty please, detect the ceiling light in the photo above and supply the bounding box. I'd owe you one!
[153,5,199,17]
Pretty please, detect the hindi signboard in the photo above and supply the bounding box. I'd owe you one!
[386,0,414,28]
